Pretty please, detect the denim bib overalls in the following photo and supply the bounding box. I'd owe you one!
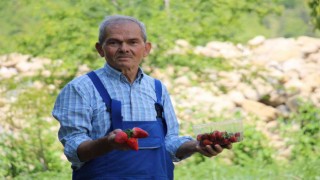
[72,71,174,180]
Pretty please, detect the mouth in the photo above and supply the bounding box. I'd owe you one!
[116,56,132,60]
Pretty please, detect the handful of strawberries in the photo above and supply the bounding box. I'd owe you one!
[114,127,149,151]
[197,130,242,147]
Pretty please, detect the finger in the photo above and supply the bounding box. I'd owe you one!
[196,145,213,157]
[212,144,223,153]
[204,145,218,156]
[107,129,122,142]
[107,129,121,136]
[113,129,123,134]
[226,144,232,149]
[221,144,233,149]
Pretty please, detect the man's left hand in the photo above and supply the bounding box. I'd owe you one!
[196,143,232,157]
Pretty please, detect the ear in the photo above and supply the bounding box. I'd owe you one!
[143,42,152,57]
[95,42,105,57]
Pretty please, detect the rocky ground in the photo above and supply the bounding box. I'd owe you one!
[1,35,319,162]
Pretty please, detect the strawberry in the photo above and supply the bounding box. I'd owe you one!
[235,132,241,137]
[197,134,202,141]
[114,131,128,144]
[229,135,237,143]
[202,139,213,146]
[222,139,230,145]
[114,127,149,151]
[214,131,222,140]
[132,127,149,138]
[209,133,216,141]
[198,130,242,146]
[126,138,138,151]
[202,133,210,140]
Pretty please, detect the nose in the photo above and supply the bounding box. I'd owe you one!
[119,43,129,53]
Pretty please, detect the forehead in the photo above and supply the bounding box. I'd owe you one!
[105,21,143,40]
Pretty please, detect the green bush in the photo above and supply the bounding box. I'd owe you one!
[308,0,320,31]
[0,0,282,67]
[174,100,320,180]
[279,100,320,161]
[232,125,275,166]
[0,59,77,178]
[0,83,68,178]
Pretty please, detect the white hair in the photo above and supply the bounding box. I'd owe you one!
[98,15,147,44]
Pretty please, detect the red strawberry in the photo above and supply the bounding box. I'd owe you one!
[235,132,241,137]
[202,133,210,140]
[229,136,237,143]
[114,131,128,144]
[132,127,149,138]
[222,139,230,145]
[214,131,222,140]
[209,133,216,141]
[202,139,213,146]
[127,138,138,151]
[197,134,202,141]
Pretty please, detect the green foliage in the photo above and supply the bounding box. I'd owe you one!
[2,0,318,72]
[264,0,320,38]
[174,100,320,179]
[232,125,275,166]
[0,80,68,178]
[175,157,319,180]
[175,125,276,179]
[283,158,320,180]
[280,100,320,161]
[0,58,78,178]
[0,0,282,68]
[308,0,320,30]
[14,170,71,180]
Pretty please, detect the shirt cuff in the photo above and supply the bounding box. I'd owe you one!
[64,135,92,168]
[166,136,194,162]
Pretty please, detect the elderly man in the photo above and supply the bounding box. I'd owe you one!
[52,15,231,180]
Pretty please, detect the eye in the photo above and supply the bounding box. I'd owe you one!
[129,40,139,45]
[108,41,116,45]
[106,40,120,46]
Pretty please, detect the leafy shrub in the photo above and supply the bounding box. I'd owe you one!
[308,0,320,31]
[0,85,68,178]
[0,0,282,67]
[232,124,275,166]
[279,100,320,161]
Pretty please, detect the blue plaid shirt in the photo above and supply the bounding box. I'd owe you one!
[52,63,193,170]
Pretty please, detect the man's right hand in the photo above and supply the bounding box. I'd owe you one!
[77,129,131,162]
[106,129,132,151]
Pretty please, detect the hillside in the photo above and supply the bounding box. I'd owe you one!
[0,35,319,179]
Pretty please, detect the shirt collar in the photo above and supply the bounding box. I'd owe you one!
[103,62,144,83]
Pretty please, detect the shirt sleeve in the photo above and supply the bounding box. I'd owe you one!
[162,85,194,162]
[52,81,93,168]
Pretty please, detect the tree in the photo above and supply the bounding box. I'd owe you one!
[1,0,282,68]
[308,0,320,30]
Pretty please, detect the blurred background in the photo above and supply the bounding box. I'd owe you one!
[0,0,319,179]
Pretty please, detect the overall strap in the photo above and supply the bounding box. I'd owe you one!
[87,71,122,130]
[154,79,167,135]
[87,71,111,111]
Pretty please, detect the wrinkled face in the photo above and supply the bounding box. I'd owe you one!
[96,21,151,71]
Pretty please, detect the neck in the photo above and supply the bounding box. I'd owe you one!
[107,62,139,84]
[121,68,138,84]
